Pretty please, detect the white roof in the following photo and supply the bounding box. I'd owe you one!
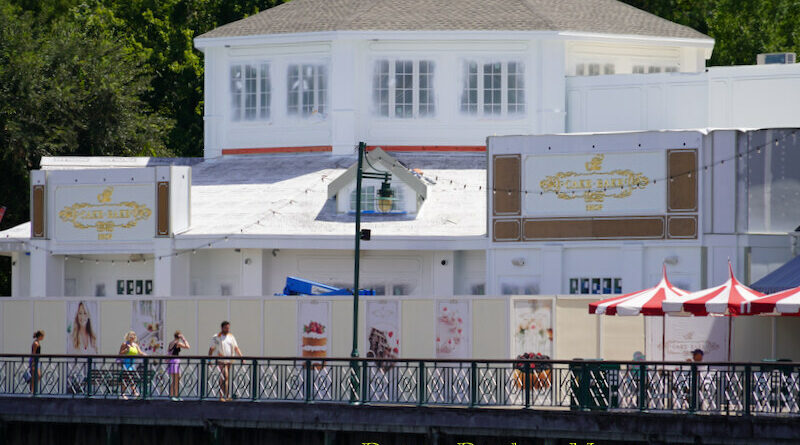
[188,153,486,237]
[0,153,487,244]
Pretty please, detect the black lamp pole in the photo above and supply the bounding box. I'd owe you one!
[352,142,365,361]
[350,142,390,404]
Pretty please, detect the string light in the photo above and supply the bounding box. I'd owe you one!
[7,130,794,263]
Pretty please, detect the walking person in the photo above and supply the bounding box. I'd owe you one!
[29,331,44,393]
[119,331,146,399]
[208,321,242,401]
[167,330,190,401]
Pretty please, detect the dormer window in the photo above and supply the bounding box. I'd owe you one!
[288,64,327,117]
[328,148,427,216]
[349,185,405,213]
[230,63,271,121]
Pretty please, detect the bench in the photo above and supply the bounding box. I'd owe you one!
[88,368,156,394]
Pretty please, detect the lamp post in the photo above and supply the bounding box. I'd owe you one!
[351,142,391,403]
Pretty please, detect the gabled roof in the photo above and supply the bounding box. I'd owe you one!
[327,147,427,200]
[197,0,710,41]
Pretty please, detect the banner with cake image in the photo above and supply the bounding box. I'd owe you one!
[365,301,400,367]
[297,301,330,363]
[512,299,553,358]
[435,300,471,359]
[132,300,165,354]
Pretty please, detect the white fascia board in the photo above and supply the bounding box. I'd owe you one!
[48,241,159,255]
[174,234,488,250]
[558,31,714,49]
[195,29,713,50]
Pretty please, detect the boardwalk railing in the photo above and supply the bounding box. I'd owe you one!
[2,355,798,415]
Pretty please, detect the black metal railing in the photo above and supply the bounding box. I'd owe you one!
[2,355,798,415]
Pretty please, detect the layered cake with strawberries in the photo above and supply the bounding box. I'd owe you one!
[301,321,327,358]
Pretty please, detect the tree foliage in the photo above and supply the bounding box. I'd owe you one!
[622,0,800,66]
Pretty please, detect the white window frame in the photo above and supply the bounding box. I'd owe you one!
[348,184,405,213]
[287,63,328,118]
[229,62,271,122]
[460,60,526,118]
[372,59,436,119]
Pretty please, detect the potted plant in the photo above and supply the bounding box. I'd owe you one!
[513,352,552,390]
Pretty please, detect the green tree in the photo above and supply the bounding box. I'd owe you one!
[623,0,800,66]
[0,1,172,294]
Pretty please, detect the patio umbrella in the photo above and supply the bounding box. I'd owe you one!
[661,261,763,360]
[748,286,800,316]
[589,266,688,360]
[661,262,764,316]
[590,266,688,316]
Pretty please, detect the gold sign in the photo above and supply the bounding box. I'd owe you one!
[58,187,152,240]
[539,154,651,211]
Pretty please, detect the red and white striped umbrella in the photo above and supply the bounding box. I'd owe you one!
[589,266,688,316]
[662,263,764,316]
[748,286,800,316]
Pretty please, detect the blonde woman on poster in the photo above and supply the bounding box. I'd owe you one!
[67,301,98,354]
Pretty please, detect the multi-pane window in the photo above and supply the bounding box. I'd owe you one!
[574,63,615,76]
[372,60,436,118]
[350,186,375,212]
[349,186,404,212]
[230,63,270,121]
[287,64,327,117]
[461,61,525,116]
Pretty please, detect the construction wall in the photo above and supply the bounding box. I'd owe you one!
[0,296,792,362]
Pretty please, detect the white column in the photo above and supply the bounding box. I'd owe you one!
[10,252,19,297]
[620,244,644,294]
[432,251,455,297]
[153,238,189,296]
[203,46,224,159]
[540,245,564,294]
[537,40,566,134]
[240,248,263,296]
[29,240,63,296]
[330,39,357,155]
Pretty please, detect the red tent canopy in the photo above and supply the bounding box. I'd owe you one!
[662,263,763,316]
[749,286,800,316]
[589,266,687,316]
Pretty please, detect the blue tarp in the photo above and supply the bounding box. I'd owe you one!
[751,255,800,294]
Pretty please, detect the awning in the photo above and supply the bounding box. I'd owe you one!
[751,255,800,294]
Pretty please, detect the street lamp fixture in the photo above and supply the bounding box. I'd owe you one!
[350,142,392,403]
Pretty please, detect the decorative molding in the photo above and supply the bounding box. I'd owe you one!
[32,185,45,239]
[523,216,666,241]
[667,149,698,212]
[493,219,521,242]
[493,154,521,216]
[667,215,698,239]
[157,182,170,237]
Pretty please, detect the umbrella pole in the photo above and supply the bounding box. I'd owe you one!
[662,316,666,362]
[727,317,732,361]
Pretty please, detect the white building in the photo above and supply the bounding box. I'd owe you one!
[1,0,800,361]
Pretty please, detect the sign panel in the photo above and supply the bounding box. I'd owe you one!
[66,301,99,354]
[297,301,331,362]
[435,300,471,359]
[512,299,553,358]
[524,152,666,217]
[55,185,155,241]
[366,300,400,361]
[132,300,165,354]
[647,316,731,361]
